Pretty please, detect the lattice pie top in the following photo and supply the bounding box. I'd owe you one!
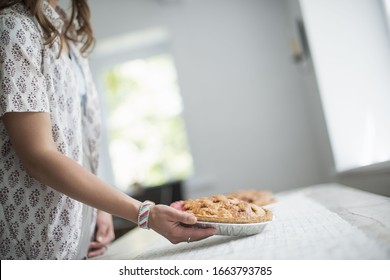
[226,190,276,207]
[183,195,273,224]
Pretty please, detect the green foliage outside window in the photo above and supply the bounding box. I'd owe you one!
[103,54,193,191]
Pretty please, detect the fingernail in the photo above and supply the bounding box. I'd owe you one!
[188,216,197,223]
[97,236,103,242]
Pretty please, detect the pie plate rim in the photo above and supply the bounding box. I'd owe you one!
[194,215,274,236]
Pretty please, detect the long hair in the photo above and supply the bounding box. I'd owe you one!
[0,0,95,55]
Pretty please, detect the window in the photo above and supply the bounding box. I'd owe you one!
[102,54,193,191]
[90,27,194,191]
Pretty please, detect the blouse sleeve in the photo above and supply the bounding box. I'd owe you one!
[0,13,49,118]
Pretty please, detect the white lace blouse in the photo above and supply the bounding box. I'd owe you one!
[0,2,101,259]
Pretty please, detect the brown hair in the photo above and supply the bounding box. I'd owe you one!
[0,0,95,55]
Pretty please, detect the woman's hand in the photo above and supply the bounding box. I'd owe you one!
[149,204,218,244]
[88,210,115,258]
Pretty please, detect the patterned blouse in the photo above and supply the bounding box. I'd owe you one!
[0,2,101,259]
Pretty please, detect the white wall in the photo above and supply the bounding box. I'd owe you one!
[300,0,390,172]
[284,0,335,183]
[299,0,390,196]
[89,0,332,198]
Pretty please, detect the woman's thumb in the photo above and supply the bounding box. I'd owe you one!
[174,208,197,224]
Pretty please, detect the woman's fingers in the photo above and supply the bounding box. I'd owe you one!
[172,208,197,225]
[179,226,218,243]
[170,200,184,211]
[151,204,197,225]
[149,204,218,244]
[167,224,218,244]
[89,241,106,250]
[87,245,107,258]
[87,241,108,258]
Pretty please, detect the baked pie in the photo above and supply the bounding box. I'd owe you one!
[173,194,273,224]
[226,189,276,206]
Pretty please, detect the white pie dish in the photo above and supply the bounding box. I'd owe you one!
[194,216,274,236]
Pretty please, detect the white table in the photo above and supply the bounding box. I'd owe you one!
[93,183,390,260]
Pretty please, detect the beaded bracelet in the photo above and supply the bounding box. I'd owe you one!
[137,200,155,229]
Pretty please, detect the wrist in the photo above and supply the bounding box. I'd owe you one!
[137,200,155,229]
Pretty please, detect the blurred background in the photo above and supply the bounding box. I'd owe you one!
[61,0,390,206]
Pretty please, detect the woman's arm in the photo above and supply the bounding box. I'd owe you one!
[3,111,142,222]
[3,111,217,243]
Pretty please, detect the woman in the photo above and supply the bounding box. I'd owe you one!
[0,0,216,259]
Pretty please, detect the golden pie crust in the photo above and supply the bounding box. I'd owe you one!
[183,195,273,224]
[226,189,276,206]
